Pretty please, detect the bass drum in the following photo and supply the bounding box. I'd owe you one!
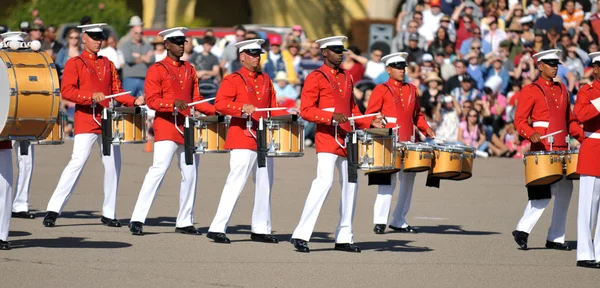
[0,48,60,141]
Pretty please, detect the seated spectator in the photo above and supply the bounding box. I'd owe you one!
[481,76,507,136]
[560,0,584,36]
[457,110,490,158]
[500,122,530,158]
[432,95,462,143]
[421,72,444,117]
[273,71,298,104]
[341,45,365,83]
[152,36,167,62]
[450,73,482,104]
[55,28,82,79]
[405,33,426,64]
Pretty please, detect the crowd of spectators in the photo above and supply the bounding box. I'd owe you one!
[2,0,598,158]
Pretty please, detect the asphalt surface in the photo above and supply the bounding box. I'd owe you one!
[2,143,600,287]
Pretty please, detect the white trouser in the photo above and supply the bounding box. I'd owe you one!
[516,178,572,243]
[373,171,416,228]
[577,175,600,261]
[0,149,13,241]
[131,140,199,228]
[12,141,34,213]
[208,149,274,234]
[292,153,358,243]
[46,133,121,219]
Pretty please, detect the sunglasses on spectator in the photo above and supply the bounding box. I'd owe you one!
[471,46,481,50]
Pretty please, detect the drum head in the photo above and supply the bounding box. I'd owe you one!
[404,143,433,152]
[448,144,475,152]
[434,144,464,153]
[0,56,10,133]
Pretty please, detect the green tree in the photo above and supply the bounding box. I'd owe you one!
[1,0,136,37]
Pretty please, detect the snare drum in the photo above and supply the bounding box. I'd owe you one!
[402,142,433,172]
[431,144,464,179]
[195,115,230,153]
[450,145,475,180]
[266,115,304,157]
[357,128,396,172]
[523,151,564,186]
[32,111,64,145]
[111,107,147,144]
[564,150,579,180]
[0,49,61,141]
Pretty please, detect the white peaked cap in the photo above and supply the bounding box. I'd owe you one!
[1,32,27,42]
[382,52,408,66]
[158,27,188,41]
[484,75,503,95]
[77,23,107,33]
[533,49,561,62]
[589,52,600,64]
[235,39,265,53]
[315,36,347,49]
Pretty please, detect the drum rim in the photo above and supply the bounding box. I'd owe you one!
[0,55,10,134]
[524,150,564,156]
[400,142,434,151]
[446,144,475,152]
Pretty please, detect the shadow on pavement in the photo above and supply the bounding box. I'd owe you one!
[8,231,32,237]
[10,237,132,249]
[309,239,433,253]
[414,225,500,235]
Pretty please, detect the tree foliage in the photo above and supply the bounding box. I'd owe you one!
[1,0,136,37]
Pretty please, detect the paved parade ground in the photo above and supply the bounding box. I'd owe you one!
[2,143,600,287]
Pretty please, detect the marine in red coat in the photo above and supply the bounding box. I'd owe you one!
[290,36,384,253]
[572,52,600,269]
[512,49,583,252]
[44,24,145,228]
[130,27,214,236]
[365,52,435,235]
[0,140,13,250]
[207,39,286,244]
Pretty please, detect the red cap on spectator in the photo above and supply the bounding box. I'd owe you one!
[430,0,441,7]
[270,35,282,45]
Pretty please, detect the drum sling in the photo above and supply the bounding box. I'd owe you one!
[368,173,392,186]
[346,131,359,183]
[256,119,268,168]
[183,117,195,166]
[19,140,30,156]
[527,185,552,200]
[101,110,112,156]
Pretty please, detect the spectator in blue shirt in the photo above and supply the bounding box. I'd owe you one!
[482,56,510,95]
[534,1,563,33]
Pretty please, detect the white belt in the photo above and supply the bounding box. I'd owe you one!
[585,131,600,139]
[322,107,335,112]
[385,117,397,124]
[532,121,549,128]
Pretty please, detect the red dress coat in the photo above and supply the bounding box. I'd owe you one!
[61,50,135,135]
[0,141,11,150]
[145,58,216,145]
[365,79,430,141]
[514,78,584,152]
[214,66,286,151]
[573,80,600,177]
[300,65,370,157]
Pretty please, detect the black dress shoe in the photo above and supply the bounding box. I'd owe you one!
[373,224,386,234]
[42,211,58,227]
[175,226,202,235]
[12,211,35,219]
[334,243,361,253]
[129,221,143,236]
[512,230,529,250]
[389,225,418,233]
[290,238,310,253]
[206,232,230,243]
[545,241,572,251]
[101,216,122,227]
[0,240,11,250]
[577,260,600,269]
[251,233,279,243]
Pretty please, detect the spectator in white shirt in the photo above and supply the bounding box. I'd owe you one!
[419,0,444,42]
[98,35,121,70]
[481,15,507,52]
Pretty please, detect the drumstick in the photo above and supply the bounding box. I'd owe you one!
[540,130,563,140]
[254,107,287,112]
[104,91,132,99]
[187,97,215,106]
[347,113,380,121]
